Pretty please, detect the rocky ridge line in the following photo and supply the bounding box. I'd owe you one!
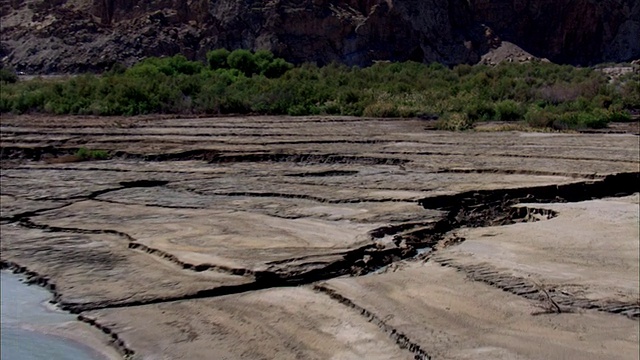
[1,0,638,73]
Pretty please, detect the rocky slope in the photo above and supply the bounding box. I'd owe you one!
[0,0,638,73]
[471,0,640,66]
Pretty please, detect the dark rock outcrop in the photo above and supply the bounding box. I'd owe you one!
[0,0,637,73]
[471,0,640,65]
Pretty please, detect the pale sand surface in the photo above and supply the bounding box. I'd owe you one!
[325,261,639,360]
[1,116,638,359]
[85,287,412,360]
[441,194,640,302]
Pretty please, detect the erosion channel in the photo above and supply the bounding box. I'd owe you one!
[1,115,639,360]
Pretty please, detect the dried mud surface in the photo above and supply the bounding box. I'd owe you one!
[1,115,639,359]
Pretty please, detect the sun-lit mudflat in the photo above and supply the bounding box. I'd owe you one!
[1,115,638,359]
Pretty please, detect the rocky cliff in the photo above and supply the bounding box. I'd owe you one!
[0,0,638,73]
[471,0,640,65]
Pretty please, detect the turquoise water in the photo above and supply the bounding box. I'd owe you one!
[1,271,107,360]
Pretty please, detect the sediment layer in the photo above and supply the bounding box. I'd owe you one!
[1,115,638,359]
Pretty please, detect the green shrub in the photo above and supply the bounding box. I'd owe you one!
[465,101,495,121]
[12,88,47,113]
[130,55,202,76]
[76,148,110,160]
[553,110,609,130]
[287,104,318,116]
[0,93,12,112]
[524,107,555,128]
[494,100,524,121]
[606,110,632,122]
[207,49,230,70]
[0,68,18,84]
[453,64,473,77]
[126,63,162,78]
[580,111,609,129]
[167,55,203,75]
[0,55,635,130]
[106,62,127,75]
[254,50,275,72]
[262,58,294,78]
[227,49,258,76]
[620,77,640,110]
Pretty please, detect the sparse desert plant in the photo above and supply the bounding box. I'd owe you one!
[363,102,400,117]
[530,279,575,315]
[436,113,474,131]
[76,148,110,160]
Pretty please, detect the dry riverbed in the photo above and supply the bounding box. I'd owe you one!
[1,115,639,359]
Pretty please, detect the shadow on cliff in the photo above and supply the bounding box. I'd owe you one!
[0,0,638,73]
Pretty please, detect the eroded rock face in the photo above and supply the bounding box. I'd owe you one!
[0,0,638,73]
[471,0,640,65]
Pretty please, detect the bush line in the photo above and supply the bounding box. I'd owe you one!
[1,50,638,130]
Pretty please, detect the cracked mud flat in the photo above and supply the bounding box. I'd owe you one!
[1,115,639,359]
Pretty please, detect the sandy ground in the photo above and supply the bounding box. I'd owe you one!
[84,287,412,360]
[441,195,640,303]
[324,262,638,360]
[1,115,639,359]
[323,195,640,360]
